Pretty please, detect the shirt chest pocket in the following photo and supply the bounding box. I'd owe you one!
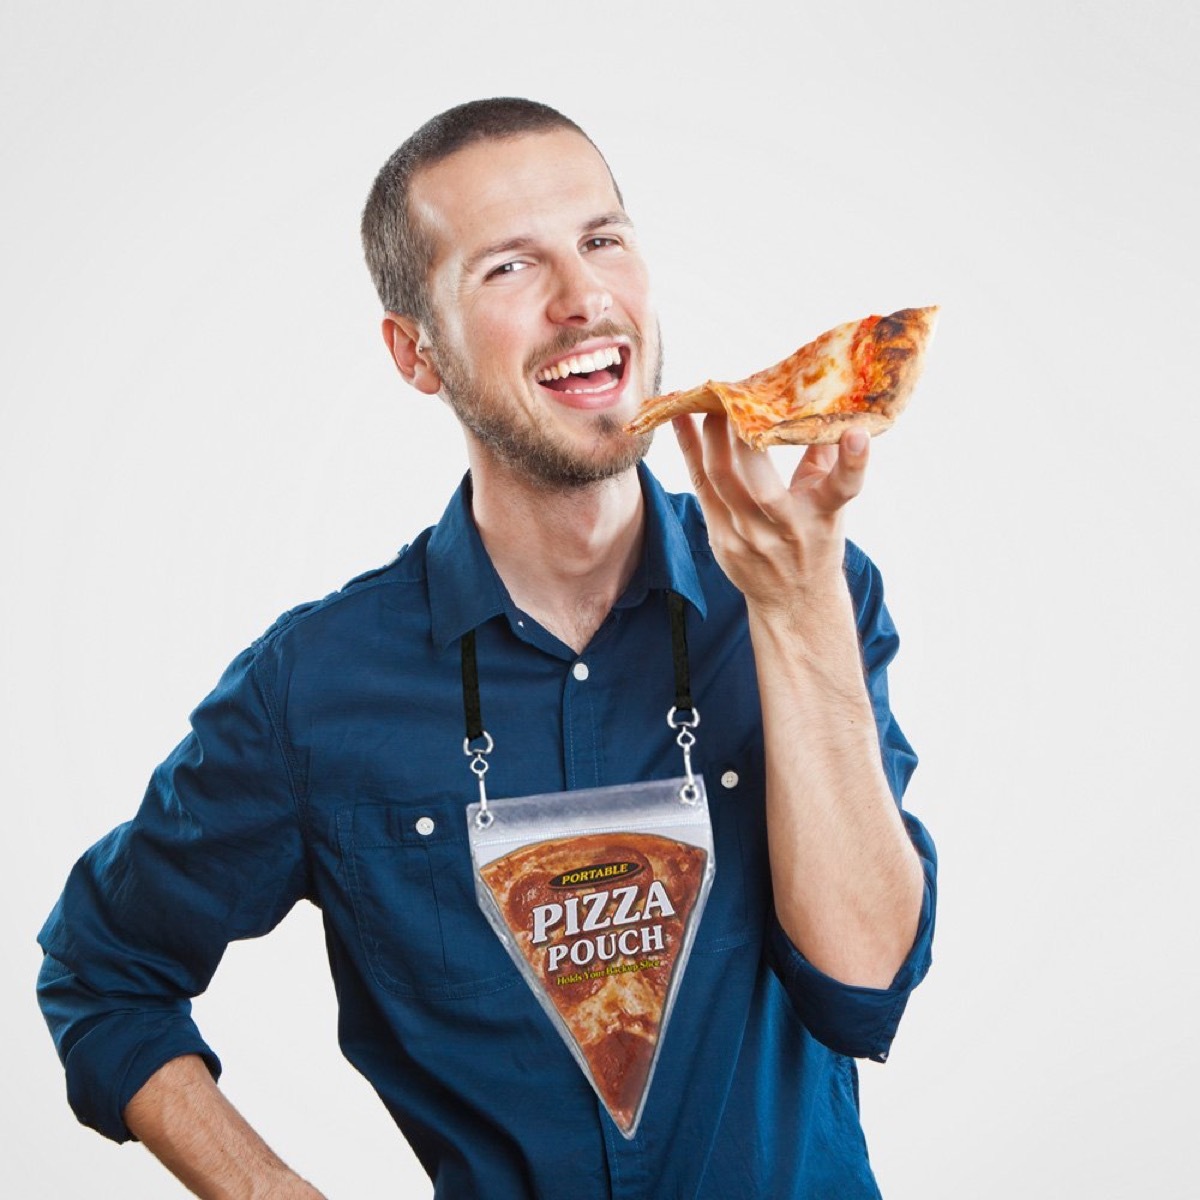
[337,797,520,1000]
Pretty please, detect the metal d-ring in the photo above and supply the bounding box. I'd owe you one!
[666,706,701,804]
[465,732,495,827]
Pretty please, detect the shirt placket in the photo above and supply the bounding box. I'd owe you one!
[559,637,661,1198]
[562,652,602,791]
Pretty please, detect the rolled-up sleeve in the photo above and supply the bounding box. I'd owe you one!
[36,640,310,1142]
[767,811,936,1061]
[767,545,938,1061]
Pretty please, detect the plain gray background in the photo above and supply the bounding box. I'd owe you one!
[4,1,1197,1196]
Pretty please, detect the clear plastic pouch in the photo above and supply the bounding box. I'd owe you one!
[467,776,715,1138]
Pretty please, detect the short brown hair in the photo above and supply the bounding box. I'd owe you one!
[361,98,619,326]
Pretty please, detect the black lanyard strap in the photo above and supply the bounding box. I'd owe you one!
[462,627,485,744]
[667,591,694,717]
[462,592,700,811]
[461,627,493,826]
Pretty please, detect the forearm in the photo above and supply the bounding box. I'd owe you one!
[124,1055,325,1200]
[750,579,924,989]
[671,414,926,988]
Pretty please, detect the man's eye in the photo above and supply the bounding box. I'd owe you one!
[583,236,620,252]
[487,260,530,279]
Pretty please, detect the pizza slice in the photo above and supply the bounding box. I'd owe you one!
[625,305,939,449]
[477,831,708,1136]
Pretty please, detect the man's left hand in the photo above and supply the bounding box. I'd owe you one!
[671,414,869,619]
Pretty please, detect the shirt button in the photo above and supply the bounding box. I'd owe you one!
[720,770,739,789]
[415,816,436,836]
[572,662,590,681]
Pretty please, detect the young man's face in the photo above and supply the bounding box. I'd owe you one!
[410,128,661,487]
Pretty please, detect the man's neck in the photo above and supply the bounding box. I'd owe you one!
[468,457,646,655]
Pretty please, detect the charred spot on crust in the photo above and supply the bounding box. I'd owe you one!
[879,307,929,334]
[874,308,932,349]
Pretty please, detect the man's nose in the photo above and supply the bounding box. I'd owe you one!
[546,258,612,326]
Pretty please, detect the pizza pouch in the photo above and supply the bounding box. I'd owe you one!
[467,777,714,1139]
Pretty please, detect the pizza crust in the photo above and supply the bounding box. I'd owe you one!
[625,305,938,449]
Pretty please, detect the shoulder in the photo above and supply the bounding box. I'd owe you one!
[250,527,437,661]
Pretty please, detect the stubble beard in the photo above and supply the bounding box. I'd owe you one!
[430,320,663,492]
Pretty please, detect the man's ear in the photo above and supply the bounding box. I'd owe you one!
[381,313,442,395]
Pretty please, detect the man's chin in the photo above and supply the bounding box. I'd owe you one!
[514,428,652,492]
[439,361,653,491]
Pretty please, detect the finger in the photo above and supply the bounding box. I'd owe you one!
[811,427,870,512]
[672,414,707,495]
[729,435,792,524]
[789,442,837,492]
[700,413,755,515]
[672,415,735,537]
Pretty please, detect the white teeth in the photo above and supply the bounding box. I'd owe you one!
[536,346,623,382]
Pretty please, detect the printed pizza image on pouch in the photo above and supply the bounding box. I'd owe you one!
[478,832,708,1133]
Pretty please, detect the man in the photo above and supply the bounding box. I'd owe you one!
[38,98,935,1198]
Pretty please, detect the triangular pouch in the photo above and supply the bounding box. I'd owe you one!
[468,777,714,1138]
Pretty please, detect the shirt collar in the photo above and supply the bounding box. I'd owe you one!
[427,475,510,651]
[616,464,706,618]
[426,464,707,652]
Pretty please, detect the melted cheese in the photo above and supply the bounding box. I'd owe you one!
[784,321,859,417]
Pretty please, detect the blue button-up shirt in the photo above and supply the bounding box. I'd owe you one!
[38,465,936,1199]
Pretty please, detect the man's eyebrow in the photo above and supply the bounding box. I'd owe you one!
[463,236,535,276]
[582,211,633,235]
[462,213,634,276]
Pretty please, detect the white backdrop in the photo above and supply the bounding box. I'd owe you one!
[4,1,1197,1196]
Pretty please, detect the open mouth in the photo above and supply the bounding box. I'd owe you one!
[535,345,628,396]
